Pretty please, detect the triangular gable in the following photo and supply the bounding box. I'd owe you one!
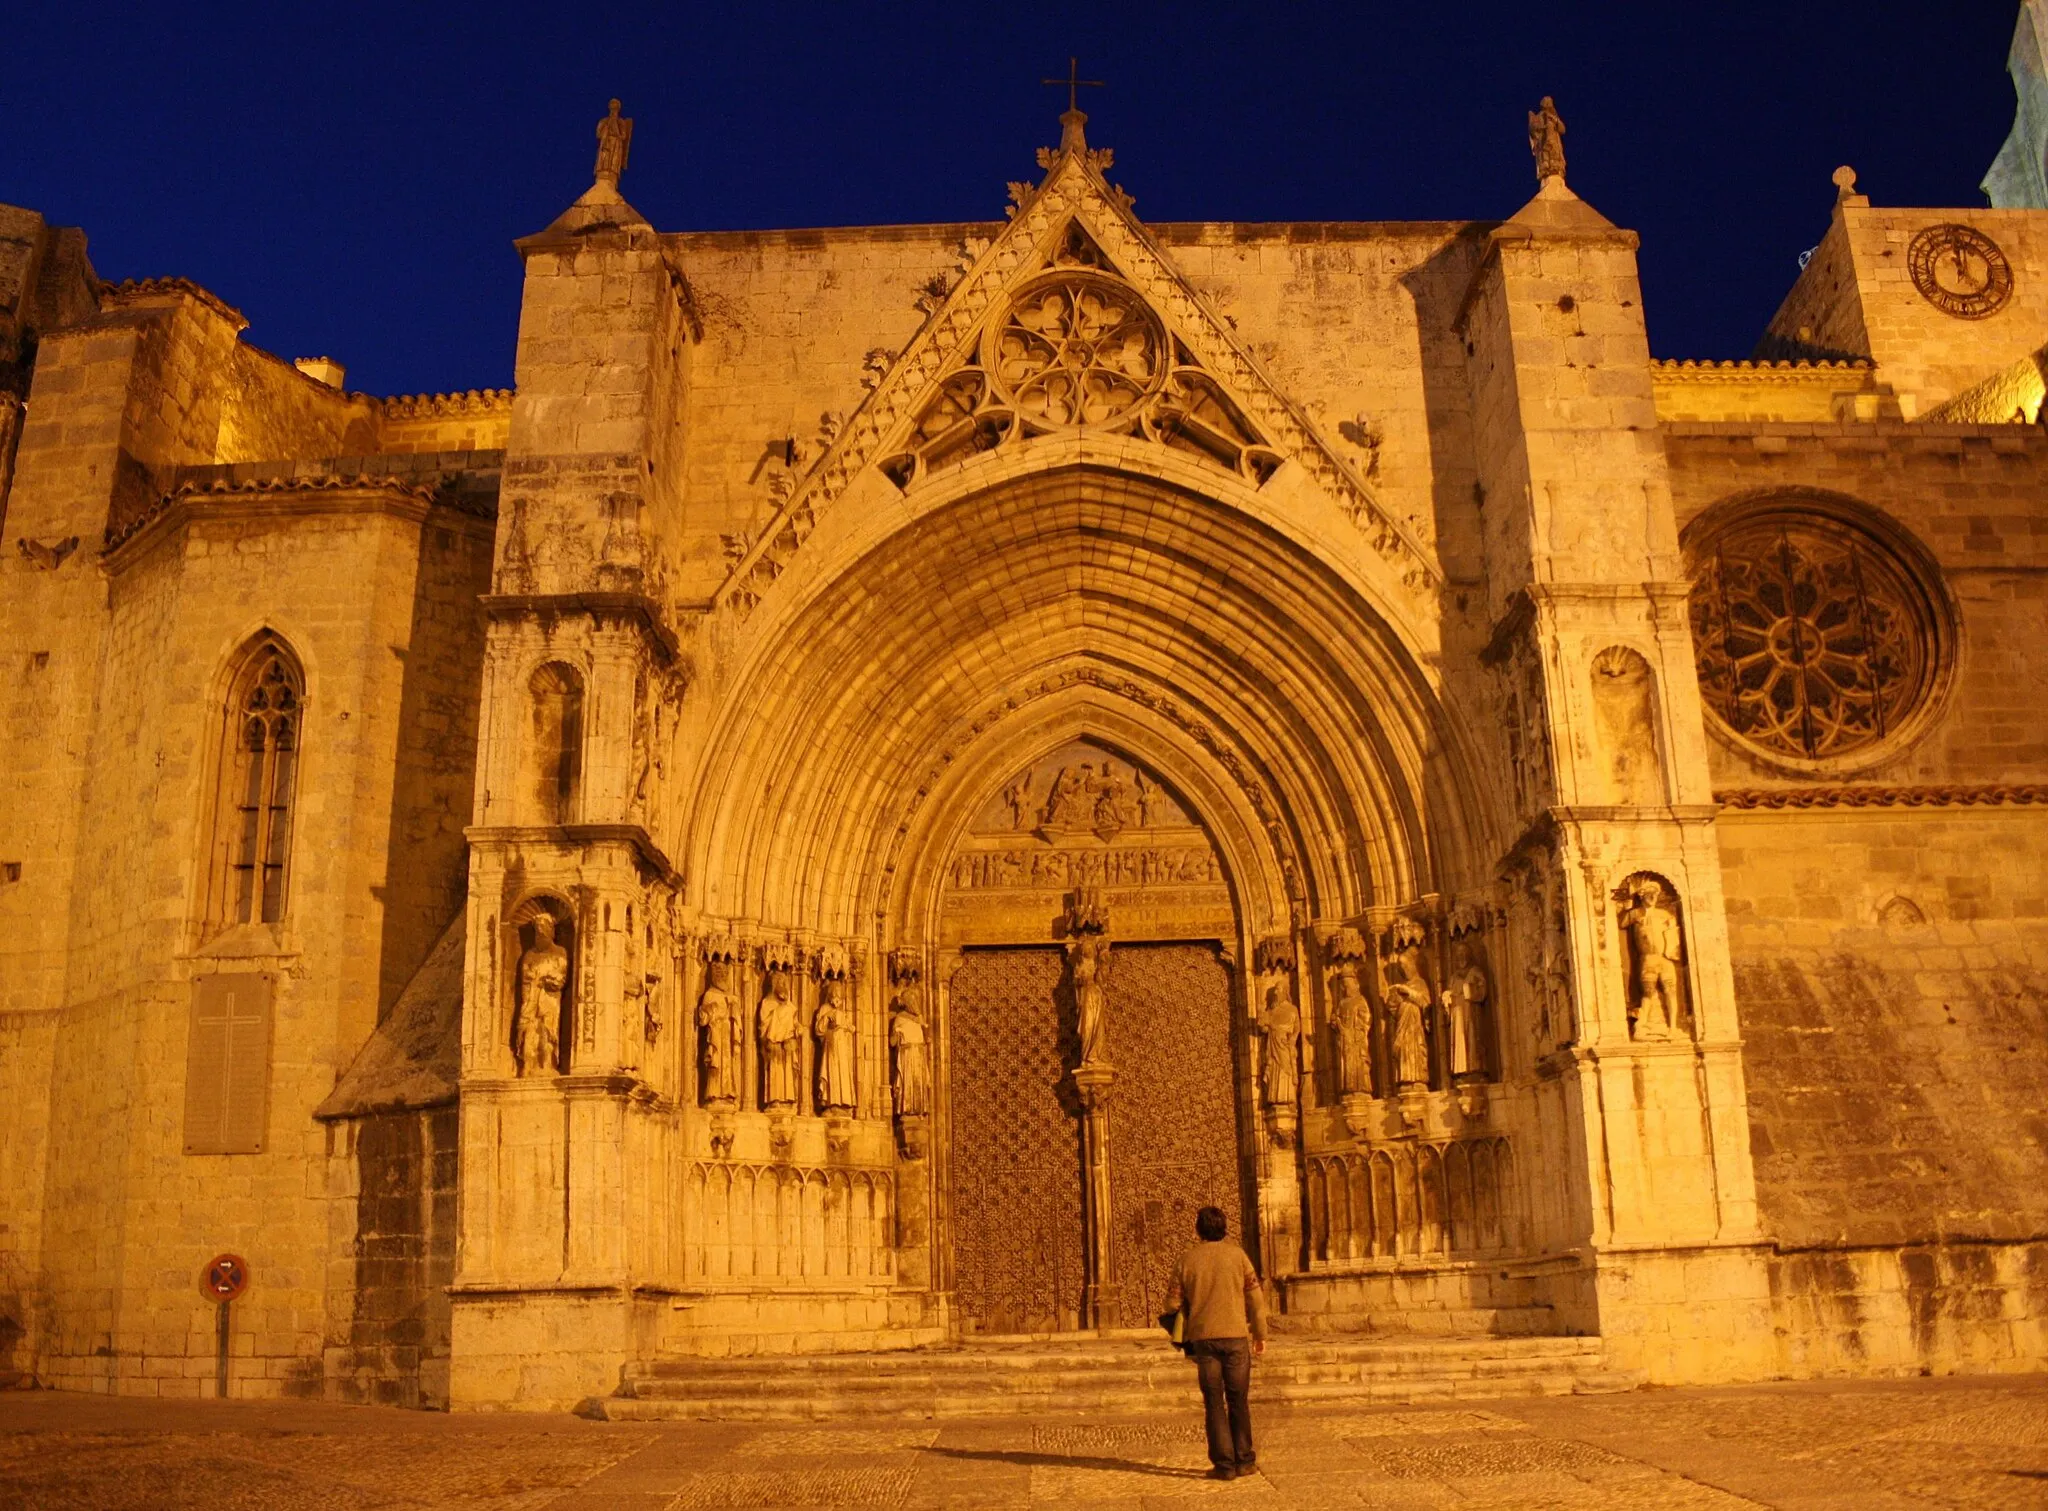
[716,115,1440,618]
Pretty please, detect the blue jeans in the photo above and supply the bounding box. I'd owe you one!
[1185,1337,1254,1469]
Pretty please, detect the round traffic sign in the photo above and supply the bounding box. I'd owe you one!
[201,1254,249,1302]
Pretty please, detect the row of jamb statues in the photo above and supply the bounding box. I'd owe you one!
[692,955,933,1122]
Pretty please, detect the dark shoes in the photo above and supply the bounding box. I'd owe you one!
[1208,1465,1237,1480]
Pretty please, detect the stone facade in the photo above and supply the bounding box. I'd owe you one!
[4,95,2047,1409]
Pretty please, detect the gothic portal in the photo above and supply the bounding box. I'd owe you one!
[7,71,2048,1410]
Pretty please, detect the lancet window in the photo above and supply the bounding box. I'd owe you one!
[209,635,305,928]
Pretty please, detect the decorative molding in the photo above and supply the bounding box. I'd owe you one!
[1716,783,2048,812]
[1650,358,1872,377]
[104,474,444,553]
[380,388,514,419]
[713,132,1438,623]
[99,276,246,328]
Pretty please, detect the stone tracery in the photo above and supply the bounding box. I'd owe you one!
[1687,508,1942,764]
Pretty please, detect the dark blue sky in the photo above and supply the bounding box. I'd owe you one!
[4,2,2023,396]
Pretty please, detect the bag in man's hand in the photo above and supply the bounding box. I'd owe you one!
[1158,1307,1186,1350]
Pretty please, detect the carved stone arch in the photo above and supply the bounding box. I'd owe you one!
[685,465,1495,940]
[1369,1150,1397,1259]
[720,434,1443,689]
[1588,644,1667,805]
[1444,1140,1474,1251]
[1680,485,1958,775]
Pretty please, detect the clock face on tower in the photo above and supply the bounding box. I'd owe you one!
[1907,223,2014,319]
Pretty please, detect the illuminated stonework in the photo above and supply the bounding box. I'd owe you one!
[1687,509,1941,765]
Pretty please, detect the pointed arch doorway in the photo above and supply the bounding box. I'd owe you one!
[941,738,1249,1336]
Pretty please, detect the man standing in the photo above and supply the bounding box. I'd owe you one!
[1165,1206,1267,1480]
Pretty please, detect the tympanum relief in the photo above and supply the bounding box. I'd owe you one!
[942,740,1231,945]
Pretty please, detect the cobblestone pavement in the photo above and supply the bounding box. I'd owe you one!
[3,1374,2046,1509]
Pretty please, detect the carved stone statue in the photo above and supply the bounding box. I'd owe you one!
[1329,964,1374,1097]
[1091,765,1137,835]
[594,98,633,185]
[758,969,804,1109]
[515,915,567,1077]
[1043,764,1093,831]
[890,987,932,1118]
[1134,770,1159,827]
[1002,776,1031,830]
[1443,940,1490,1081]
[1258,979,1300,1107]
[695,959,742,1105]
[1386,966,1432,1091]
[1619,876,1684,1040]
[1068,931,1112,1069]
[1528,95,1567,184]
[813,977,857,1113]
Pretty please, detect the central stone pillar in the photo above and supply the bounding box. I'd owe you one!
[1072,1063,1118,1329]
[1063,889,1119,1329]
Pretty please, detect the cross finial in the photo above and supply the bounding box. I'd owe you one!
[1042,56,1104,115]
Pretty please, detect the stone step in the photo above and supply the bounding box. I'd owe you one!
[586,1335,1637,1422]
[626,1334,1600,1381]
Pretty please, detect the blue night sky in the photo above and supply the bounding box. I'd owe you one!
[4,2,2022,396]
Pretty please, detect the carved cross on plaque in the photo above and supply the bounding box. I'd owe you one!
[1041,56,1105,114]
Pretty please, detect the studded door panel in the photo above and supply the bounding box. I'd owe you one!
[947,947,1083,1333]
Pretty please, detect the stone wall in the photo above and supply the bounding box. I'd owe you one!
[323,1107,458,1408]
[1667,420,2048,1374]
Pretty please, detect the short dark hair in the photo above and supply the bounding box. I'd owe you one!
[1195,1206,1228,1241]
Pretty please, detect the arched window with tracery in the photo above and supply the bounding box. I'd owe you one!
[208,635,305,927]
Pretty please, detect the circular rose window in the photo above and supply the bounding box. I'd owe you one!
[1686,505,1949,768]
[984,270,1166,430]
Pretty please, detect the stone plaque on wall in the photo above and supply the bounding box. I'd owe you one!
[940,740,1232,945]
[182,973,274,1155]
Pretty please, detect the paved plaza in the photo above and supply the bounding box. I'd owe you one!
[3,1373,2046,1509]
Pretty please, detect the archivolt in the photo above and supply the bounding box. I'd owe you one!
[682,466,1490,935]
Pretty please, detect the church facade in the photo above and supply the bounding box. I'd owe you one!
[4,94,2047,1410]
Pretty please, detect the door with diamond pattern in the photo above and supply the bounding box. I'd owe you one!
[947,947,1084,1333]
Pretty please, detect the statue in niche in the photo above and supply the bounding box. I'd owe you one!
[1385,962,1433,1091]
[1329,964,1374,1097]
[1068,931,1112,1069]
[514,914,567,1077]
[1002,775,1032,830]
[1442,938,1491,1082]
[1258,979,1300,1107]
[695,958,742,1106]
[1527,95,1567,184]
[890,986,932,1118]
[813,977,857,1113]
[758,968,804,1109]
[1618,876,1684,1041]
